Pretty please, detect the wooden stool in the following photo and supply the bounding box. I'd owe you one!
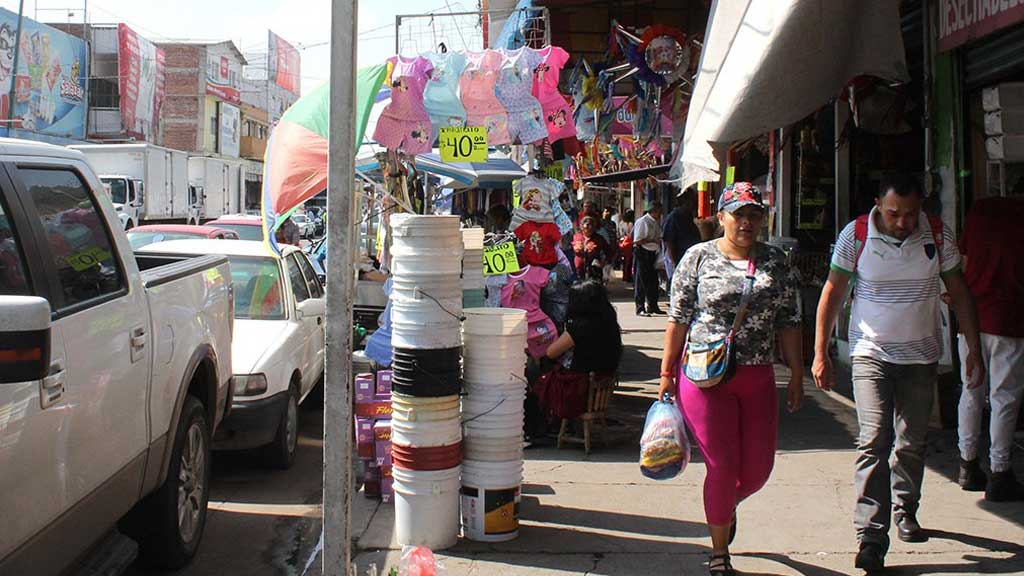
[557,372,617,455]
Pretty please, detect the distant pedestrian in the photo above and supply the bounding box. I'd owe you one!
[813,174,983,574]
[955,196,1024,501]
[633,202,664,316]
[572,215,613,282]
[663,190,702,267]
[618,209,636,283]
[660,182,804,576]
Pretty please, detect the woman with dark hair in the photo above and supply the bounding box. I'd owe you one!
[533,280,623,420]
[572,215,613,281]
[619,209,636,283]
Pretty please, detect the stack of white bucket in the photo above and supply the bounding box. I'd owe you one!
[461,228,486,308]
[388,214,464,551]
[460,308,528,542]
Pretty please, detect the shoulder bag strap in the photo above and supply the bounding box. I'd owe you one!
[729,255,757,336]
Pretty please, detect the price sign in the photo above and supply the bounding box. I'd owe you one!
[482,242,520,276]
[725,165,736,185]
[439,126,488,163]
[65,246,111,272]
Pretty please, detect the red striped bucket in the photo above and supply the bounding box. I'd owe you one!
[392,441,463,471]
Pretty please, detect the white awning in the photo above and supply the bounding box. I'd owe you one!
[673,0,911,190]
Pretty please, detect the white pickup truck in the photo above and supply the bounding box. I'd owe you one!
[0,139,234,574]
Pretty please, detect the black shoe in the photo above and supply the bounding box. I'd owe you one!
[895,511,928,543]
[648,307,666,316]
[986,470,1024,502]
[959,458,987,492]
[728,510,737,545]
[854,542,885,573]
[708,553,735,575]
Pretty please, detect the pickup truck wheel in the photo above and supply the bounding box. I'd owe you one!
[141,396,210,568]
[264,387,299,470]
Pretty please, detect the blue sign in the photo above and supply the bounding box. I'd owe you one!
[0,9,87,139]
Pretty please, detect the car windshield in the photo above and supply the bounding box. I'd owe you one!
[229,256,285,320]
[101,178,128,205]
[292,215,307,223]
[214,223,263,241]
[128,231,200,249]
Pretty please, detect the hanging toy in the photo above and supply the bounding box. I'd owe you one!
[640,25,690,86]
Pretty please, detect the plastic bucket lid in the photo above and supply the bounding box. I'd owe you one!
[393,464,461,550]
[462,308,528,336]
[392,416,462,447]
[392,442,463,471]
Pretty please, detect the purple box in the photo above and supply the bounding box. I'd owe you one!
[376,370,392,398]
[355,417,375,459]
[374,420,392,466]
[381,476,394,503]
[355,373,376,404]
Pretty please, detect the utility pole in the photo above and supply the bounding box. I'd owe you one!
[324,1,358,574]
[6,0,24,135]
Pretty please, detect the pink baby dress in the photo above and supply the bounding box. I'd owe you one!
[460,50,511,146]
[531,46,576,143]
[495,47,548,145]
[501,265,558,360]
[373,55,434,155]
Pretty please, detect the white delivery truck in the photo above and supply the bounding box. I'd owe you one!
[188,156,245,220]
[69,143,197,229]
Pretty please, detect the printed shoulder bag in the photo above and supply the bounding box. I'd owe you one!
[680,256,756,389]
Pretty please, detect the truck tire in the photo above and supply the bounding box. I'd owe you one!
[263,385,299,470]
[140,396,210,568]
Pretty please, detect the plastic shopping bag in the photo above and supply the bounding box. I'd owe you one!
[397,546,447,576]
[640,400,690,480]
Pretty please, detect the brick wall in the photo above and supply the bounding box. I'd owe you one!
[158,44,204,152]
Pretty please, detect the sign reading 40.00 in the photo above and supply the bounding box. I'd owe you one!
[439,126,488,163]
[482,242,520,276]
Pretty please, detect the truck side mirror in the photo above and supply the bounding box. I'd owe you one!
[0,296,52,383]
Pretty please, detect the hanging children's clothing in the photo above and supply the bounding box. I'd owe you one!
[501,265,558,360]
[461,50,511,145]
[531,46,576,143]
[509,174,559,230]
[495,48,548,145]
[373,55,434,154]
[514,221,561,267]
[422,51,468,139]
[484,273,509,308]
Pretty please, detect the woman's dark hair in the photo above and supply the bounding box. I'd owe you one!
[623,209,635,223]
[567,279,615,322]
[580,215,599,228]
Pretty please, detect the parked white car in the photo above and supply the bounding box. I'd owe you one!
[140,239,326,469]
[291,213,315,238]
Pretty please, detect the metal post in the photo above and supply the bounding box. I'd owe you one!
[324,1,358,575]
[6,0,24,135]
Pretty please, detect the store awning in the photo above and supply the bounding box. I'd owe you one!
[414,152,526,189]
[673,0,911,190]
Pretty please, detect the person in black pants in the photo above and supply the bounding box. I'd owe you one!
[633,202,664,316]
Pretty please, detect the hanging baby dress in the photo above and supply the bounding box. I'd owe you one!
[531,46,576,143]
[500,265,558,360]
[373,55,434,155]
[422,51,468,140]
[460,50,511,145]
[495,47,548,145]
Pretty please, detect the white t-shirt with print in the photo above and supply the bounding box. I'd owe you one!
[830,207,961,365]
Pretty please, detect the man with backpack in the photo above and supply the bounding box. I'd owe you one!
[812,175,983,574]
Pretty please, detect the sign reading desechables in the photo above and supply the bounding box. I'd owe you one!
[939,0,1024,52]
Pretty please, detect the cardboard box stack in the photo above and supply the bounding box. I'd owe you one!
[354,370,394,501]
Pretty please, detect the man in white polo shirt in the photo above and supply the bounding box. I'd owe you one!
[813,175,983,574]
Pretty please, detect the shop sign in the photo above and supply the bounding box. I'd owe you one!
[482,242,520,276]
[439,126,488,163]
[939,0,1024,52]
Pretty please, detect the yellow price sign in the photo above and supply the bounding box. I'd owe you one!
[439,126,488,163]
[482,242,520,276]
[65,246,111,272]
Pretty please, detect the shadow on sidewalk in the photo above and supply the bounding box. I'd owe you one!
[520,495,707,538]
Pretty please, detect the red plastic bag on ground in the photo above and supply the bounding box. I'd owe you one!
[640,400,690,480]
[398,546,447,576]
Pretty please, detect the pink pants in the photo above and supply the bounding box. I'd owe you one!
[677,364,778,526]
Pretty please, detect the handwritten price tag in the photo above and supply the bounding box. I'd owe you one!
[482,242,520,276]
[439,126,488,163]
[65,246,111,272]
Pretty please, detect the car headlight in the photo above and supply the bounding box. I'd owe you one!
[234,373,268,396]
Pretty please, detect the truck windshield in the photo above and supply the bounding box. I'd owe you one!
[101,178,128,205]
[228,256,285,320]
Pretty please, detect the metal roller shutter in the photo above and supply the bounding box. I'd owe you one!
[964,24,1024,90]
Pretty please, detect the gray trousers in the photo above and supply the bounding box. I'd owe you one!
[852,357,936,553]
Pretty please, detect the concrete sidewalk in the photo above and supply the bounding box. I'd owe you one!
[347,287,1024,576]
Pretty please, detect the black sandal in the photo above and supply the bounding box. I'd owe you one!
[708,553,736,575]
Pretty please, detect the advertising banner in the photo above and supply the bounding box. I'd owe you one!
[117,24,165,140]
[939,0,1024,52]
[219,101,240,157]
[610,96,673,137]
[268,31,300,95]
[0,9,86,139]
[207,51,241,104]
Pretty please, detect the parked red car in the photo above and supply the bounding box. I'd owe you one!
[127,224,240,250]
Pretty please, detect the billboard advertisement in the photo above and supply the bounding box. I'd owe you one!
[268,31,300,95]
[0,9,87,139]
[218,101,240,157]
[206,50,241,104]
[118,24,165,140]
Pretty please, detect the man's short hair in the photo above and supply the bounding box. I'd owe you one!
[879,174,924,199]
[649,201,664,213]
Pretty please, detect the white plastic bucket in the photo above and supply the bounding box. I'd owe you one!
[461,459,523,542]
[462,413,524,439]
[463,364,527,386]
[394,465,462,550]
[392,415,462,447]
[462,394,526,420]
[391,253,464,277]
[393,275,463,303]
[391,215,462,249]
[462,436,524,462]
[462,308,528,336]
[392,396,461,423]
[391,299,463,350]
[462,380,526,398]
